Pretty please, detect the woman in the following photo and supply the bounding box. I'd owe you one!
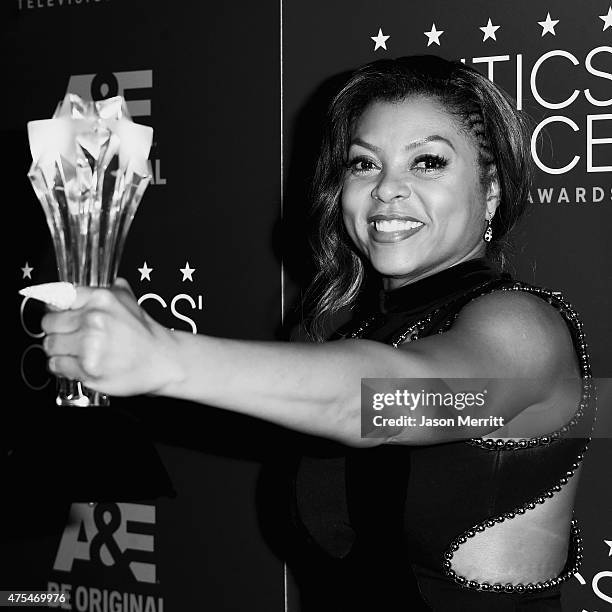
[41,56,592,610]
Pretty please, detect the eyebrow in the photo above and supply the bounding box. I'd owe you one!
[350,135,456,153]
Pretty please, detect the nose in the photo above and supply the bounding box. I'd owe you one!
[371,171,411,203]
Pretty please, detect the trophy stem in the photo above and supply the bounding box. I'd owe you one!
[56,378,109,407]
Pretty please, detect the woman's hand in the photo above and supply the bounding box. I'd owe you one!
[41,278,182,397]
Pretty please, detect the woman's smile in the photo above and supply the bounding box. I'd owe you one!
[367,215,425,243]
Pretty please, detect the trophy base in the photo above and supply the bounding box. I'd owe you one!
[56,378,109,407]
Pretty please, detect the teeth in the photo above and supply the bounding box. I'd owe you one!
[373,219,423,232]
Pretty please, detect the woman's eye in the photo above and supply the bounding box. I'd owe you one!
[347,157,378,174]
[413,154,448,172]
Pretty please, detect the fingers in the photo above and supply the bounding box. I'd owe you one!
[43,331,81,357]
[43,305,109,374]
[42,303,110,334]
[48,355,103,386]
[42,309,82,334]
[45,329,106,379]
[48,355,87,381]
[41,282,150,390]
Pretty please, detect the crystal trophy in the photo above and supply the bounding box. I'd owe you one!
[27,94,153,407]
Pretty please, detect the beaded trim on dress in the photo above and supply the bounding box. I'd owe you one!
[346,279,595,593]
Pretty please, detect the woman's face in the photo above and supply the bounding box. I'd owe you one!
[341,96,499,290]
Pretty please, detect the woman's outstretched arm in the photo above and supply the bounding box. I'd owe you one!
[41,279,578,447]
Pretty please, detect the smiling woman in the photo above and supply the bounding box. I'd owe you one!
[289,56,592,612]
[303,55,531,341]
[40,55,593,611]
[342,98,494,287]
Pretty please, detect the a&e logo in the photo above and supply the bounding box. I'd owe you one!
[65,70,153,118]
[53,502,157,583]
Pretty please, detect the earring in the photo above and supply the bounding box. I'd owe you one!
[483,218,493,243]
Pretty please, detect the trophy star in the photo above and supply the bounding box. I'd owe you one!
[538,13,559,36]
[600,6,612,30]
[480,18,500,41]
[21,262,34,279]
[19,282,77,310]
[371,28,390,51]
[605,539,612,556]
[180,262,196,282]
[138,261,153,281]
[424,23,444,46]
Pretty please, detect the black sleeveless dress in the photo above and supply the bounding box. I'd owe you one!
[289,258,593,611]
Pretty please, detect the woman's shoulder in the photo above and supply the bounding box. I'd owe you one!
[449,281,581,378]
[460,282,568,328]
[458,279,582,333]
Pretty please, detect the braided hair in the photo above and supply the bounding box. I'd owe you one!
[303,55,533,342]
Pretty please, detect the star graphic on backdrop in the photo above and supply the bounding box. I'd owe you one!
[21,262,33,279]
[538,13,559,36]
[480,18,500,41]
[600,6,612,30]
[138,261,153,281]
[371,28,390,51]
[424,23,444,46]
[180,262,195,282]
[605,539,612,556]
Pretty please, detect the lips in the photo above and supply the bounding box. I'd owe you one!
[368,214,423,223]
[367,214,425,244]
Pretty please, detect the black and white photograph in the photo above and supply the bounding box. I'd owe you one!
[3,0,611,610]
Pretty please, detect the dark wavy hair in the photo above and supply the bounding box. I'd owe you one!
[302,55,533,342]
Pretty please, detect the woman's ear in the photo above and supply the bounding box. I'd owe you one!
[485,170,500,219]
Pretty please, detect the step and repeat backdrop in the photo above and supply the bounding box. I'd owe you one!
[3,0,612,610]
[5,2,287,612]
[281,2,611,609]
